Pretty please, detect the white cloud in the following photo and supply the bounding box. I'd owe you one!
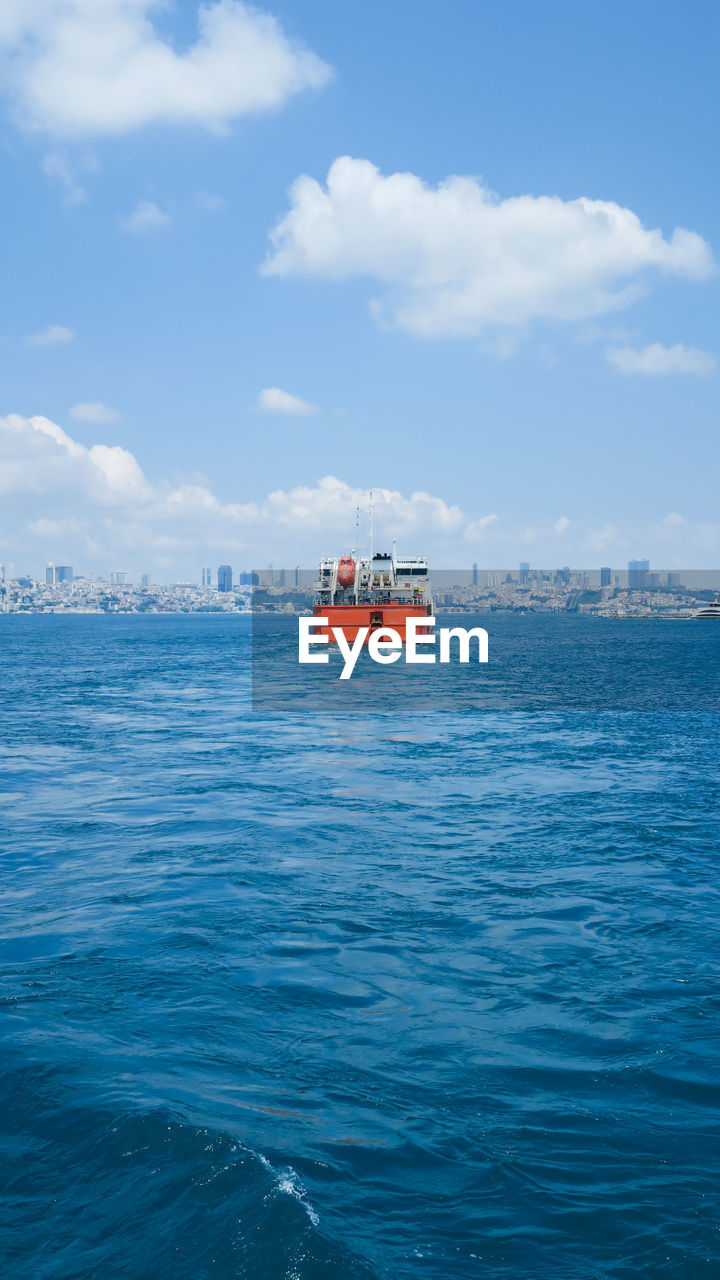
[553,516,570,534]
[464,513,499,540]
[0,1,332,138]
[121,199,170,233]
[25,324,75,345]
[606,342,716,375]
[0,415,495,574]
[263,476,466,537]
[70,401,122,423]
[42,151,88,205]
[263,156,715,338]
[4,414,719,576]
[257,387,318,415]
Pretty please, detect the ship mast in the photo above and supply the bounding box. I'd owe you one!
[354,506,360,605]
[369,490,374,567]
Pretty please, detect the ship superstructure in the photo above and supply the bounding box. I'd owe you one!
[313,551,433,642]
[692,598,720,619]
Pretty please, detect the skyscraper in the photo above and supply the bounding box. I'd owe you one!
[140,574,150,588]
[55,565,73,583]
[519,562,530,585]
[218,565,233,592]
[472,563,478,586]
[46,562,55,585]
[628,559,649,589]
[600,566,611,587]
[201,567,211,586]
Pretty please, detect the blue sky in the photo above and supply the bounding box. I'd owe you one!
[1,0,718,577]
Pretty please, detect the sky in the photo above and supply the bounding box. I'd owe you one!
[1,0,719,579]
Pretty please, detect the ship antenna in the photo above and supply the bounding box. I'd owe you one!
[369,490,374,565]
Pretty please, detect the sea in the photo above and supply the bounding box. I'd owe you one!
[1,613,719,1279]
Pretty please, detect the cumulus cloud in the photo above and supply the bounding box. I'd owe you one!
[264,477,466,537]
[0,0,332,138]
[257,387,318,415]
[70,401,122,423]
[4,415,717,576]
[263,156,715,338]
[0,415,497,575]
[25,323,75,345]
[606,342,716,375]
[121,199,170,233]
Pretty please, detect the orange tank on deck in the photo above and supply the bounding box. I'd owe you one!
[313,602,432,644]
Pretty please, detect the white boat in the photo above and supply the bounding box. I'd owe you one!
[692,598,720,619]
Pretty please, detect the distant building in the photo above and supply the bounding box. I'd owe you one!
[46,562,55,585]
[239,571,258,586]
[294,566,301,587]
[667,572,683,589]
[646,572,660,590]
[600,566,611,587]
[56,565,73,583]
[472,563,478,586]
[628,559,649,590]
[519,562,530,585]
[111,570,128,586]
[218,564,233,592]
[140,574,150,588]
[201,567,212,587]
[279,568,286,587]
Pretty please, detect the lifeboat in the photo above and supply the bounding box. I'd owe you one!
[337,556,355,590]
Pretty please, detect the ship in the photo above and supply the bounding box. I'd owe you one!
[691,598,720,619]
[313,550,433,642]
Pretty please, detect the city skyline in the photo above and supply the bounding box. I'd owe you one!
[2,557,717,590]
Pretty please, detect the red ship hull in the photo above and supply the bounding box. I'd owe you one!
[313,602,432,643]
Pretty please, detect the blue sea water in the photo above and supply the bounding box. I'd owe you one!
[1,614,719,1279]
